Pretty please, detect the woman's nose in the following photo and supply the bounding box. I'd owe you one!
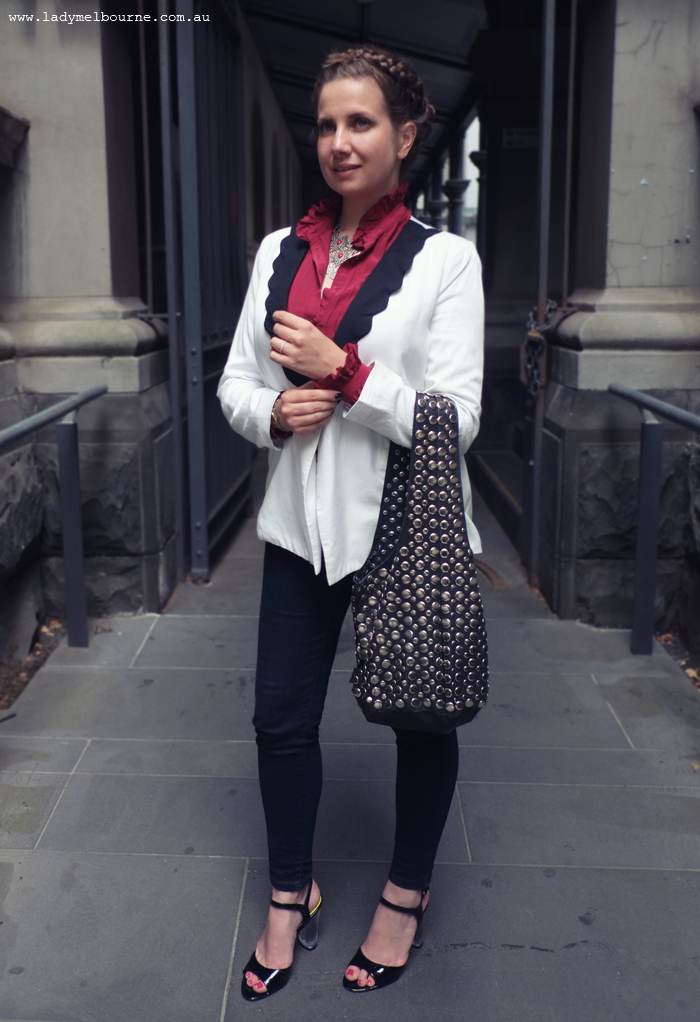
[331,126,351,153]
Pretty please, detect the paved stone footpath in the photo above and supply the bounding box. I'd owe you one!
[0,470,699,1021]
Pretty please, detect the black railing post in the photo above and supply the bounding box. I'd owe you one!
[631,410,663,655]
[57,412,89,647]
[0,384,106,650]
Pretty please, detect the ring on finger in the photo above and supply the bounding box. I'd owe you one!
[278,339,287,355]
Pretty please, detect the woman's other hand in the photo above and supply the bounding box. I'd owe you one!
[276,382,340,435]
[271,311,346,380]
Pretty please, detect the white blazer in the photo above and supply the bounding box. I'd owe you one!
[217,217,484,586]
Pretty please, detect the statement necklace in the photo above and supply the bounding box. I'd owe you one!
[325,220,361,280]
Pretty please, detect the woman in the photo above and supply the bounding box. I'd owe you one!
[218,46,484,1000]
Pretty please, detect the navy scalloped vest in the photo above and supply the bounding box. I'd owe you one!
[263,220,439,387]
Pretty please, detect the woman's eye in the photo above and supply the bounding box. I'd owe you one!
[318,121,334,134]
[353,117,371,129]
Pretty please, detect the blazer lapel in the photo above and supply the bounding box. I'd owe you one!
[334,221,439,347]
[264,228,310,387]
[265,220,439,387]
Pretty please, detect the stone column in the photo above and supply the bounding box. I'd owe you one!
[542,0,700,632]
[442,131,469,237]
[426,163,449,230]
[0,0,175,629]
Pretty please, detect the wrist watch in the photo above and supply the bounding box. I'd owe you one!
[270,393,284,432]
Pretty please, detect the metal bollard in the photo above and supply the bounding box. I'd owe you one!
[630,410,663,655]
[57,413,89,647]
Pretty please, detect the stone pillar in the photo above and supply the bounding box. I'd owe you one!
[426,163,449,230]
[542,0,700,633]
[442,132,469,237]
[0,0,175,628]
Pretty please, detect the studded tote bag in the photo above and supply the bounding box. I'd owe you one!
[350,393,489,733]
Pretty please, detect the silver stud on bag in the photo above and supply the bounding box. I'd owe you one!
[350,394,488,732]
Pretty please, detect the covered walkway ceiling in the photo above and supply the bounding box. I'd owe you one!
[239,0,488,185]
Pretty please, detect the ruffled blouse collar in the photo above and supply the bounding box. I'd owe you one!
[296,182,410,251]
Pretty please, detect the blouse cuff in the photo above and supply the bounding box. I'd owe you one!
[315,343,372,405]
[270,425,293,445]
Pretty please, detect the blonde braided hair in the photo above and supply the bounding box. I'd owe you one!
[312,46,435,172]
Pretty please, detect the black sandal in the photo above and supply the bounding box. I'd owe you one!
[342,889,428,993]
[241,881,322,1002]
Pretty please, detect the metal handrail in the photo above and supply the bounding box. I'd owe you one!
[0,385,108,451]
[608,383,700,655]
[0,385,108,648]
[608,383,700,435]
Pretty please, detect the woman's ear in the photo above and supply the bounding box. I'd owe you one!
[397,121,417,160]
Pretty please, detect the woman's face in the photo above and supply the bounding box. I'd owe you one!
[316,77,416,206]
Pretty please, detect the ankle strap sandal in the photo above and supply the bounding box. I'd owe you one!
[241,881,322,1002]
[342,888,428,993]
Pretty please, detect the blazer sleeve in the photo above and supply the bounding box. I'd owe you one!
[343,236,484,453]
[217,234,284,450]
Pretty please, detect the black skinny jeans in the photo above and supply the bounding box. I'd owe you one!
[253,543,459,892]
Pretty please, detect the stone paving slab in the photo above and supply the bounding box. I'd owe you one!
[0,850,244,1022]
[459,672,632,749]
[0,737,87,773]
[459,781,700,869]
[164,556,263,615]
[0,773,69,850]
[457,744,700,786]
[0,667,256,740]
[48,615,158,669]
[595,673,700,751]
[75,737,259,777]
[37,774,268,857]
[483,619,680,677]
[134,614,258,669]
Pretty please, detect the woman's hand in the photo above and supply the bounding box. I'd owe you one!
[275,382,340,435]
[270,311,346,380]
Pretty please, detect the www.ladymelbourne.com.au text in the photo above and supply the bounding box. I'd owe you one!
[7,11,210,23]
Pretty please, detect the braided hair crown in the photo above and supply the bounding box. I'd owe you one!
[312,46,435,172]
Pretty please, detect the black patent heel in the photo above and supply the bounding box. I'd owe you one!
[241,881,322,1001]
[342,888,429,992]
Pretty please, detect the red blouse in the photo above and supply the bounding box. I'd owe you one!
[289,183,411,402]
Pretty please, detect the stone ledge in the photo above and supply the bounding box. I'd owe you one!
[16,350,169,394]
[573,287,700,312]
[555,287,700,351]
[549,347,700,390]
[0,296,154,323]
[0,297,167,356]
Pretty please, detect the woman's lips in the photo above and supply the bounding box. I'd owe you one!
[333,164,360,175]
